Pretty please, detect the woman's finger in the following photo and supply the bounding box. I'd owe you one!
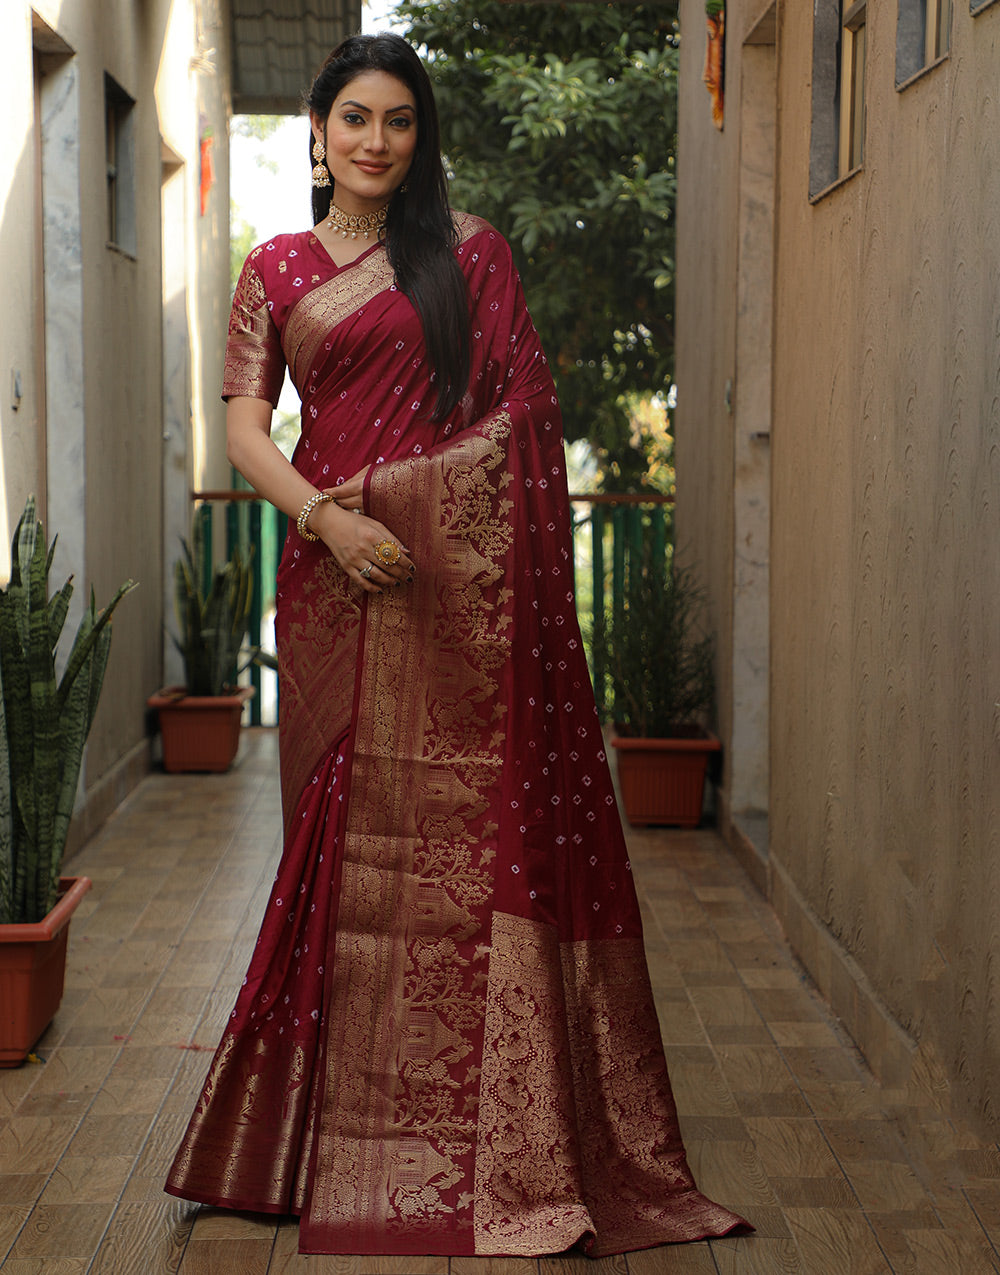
[355,558,413,593]
[363,523,413,573]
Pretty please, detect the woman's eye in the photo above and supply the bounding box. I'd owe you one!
[390,116,412,129]
[343,112,364,125]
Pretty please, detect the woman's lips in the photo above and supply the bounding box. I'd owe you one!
[354,162,391,174]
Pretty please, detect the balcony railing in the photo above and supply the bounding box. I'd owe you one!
[189,488,673,725]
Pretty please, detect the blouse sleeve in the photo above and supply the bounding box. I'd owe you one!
[222,254,287,405]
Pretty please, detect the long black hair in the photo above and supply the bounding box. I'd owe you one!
[305,34,470,421]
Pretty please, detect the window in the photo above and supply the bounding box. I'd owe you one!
[839,1,867,175]
[897,0,952,85]
[926,0,953,59]
[809,0,867,197]
[104,74,136,255]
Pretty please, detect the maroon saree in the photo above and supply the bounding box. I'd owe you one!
[165,215,748,1256]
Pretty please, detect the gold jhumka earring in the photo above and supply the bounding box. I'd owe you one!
[311,138,330,188]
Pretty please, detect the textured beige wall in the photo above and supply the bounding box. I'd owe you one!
[675,0,739,770]
[0,9,43,555]
[0,0,231,846]
[677,0,1000,1133]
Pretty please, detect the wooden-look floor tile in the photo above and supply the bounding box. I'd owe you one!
[782,1209,892,1273]
[738,969,803,991]
[628,1244,717,1273]
[899,1226,1000,1273]
[0,1205,31,1254]
[39,1155,133,1204]
[732,1091,814,1119]
[687,984,766,1029]
[0,1117,85,1174]
[767,1177,858,1209]
[655,995,705,1045]
[89,1198,196,1274]
[11,1088,92,1119]
[6,1201,116,1259]
[793,1080,884,1122]
[663,1048,741,1118]
[179,1236,275,1273]
[89,1075,175,1115]
[767,1022,844,1049]
[190,1208,279,1239]
[670,938,734,974]
[747,990,825,1025]
[743,1117,844,1180]
[450,1256,540,1274]
[66,1112,154,1159]
[0,1068,37,1120]
[779,1046,868,1089]
[1,1261,90,1274]
[965,1184,1000,1239]
[268,1219,363,1272]
[683,1139,778,1209]
[710,1233,803,1274]
[731,1206,792,1239]
[132,1109,191,1177]
[0,1175,47,1206]
[843,1160,941,1214]
[357,1256,450,1274]
[538,1255,626,1274]
[21,1045,119,1094]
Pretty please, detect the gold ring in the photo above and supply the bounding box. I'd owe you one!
[374,540,400,566]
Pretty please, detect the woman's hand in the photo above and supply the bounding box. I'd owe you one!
[310,495,414,595]
[326,468,367,514]
[225,404,412,593]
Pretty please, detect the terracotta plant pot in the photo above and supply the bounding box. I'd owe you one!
[0,876,92,1066]
[147,684,255,773]
[611,730,721,828]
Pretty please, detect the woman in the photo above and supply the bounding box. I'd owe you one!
[166,33,748,1258]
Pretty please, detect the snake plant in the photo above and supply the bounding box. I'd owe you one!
[591,552,716,739]
[0,496,135,924]
[171,519,253,697]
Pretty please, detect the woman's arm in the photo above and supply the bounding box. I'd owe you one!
[226,396,413,592]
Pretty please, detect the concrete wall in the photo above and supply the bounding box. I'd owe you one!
[676,0,1000,1134]
[0,0,231,850]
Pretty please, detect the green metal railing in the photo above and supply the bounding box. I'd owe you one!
[568,493,673,715]
[190,489,286,726]
[189,489,672,726]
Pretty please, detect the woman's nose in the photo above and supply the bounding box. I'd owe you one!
[365,125,389,153]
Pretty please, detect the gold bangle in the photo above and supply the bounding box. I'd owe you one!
[297,491,335,542]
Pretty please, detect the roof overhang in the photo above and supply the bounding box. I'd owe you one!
[229,0,363,115]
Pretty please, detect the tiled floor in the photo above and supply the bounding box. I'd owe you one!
[2,730,999,1273]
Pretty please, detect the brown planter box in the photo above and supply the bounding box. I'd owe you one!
[147,684,255,773]
[0,876,92,1067]
[611,731,721,828]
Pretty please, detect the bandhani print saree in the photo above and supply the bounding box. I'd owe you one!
[165,213,749,1256]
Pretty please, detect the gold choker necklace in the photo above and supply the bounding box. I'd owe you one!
[326,202,388,241]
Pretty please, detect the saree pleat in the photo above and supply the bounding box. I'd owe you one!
[167,740,348,1210]
[166,215,750,1255]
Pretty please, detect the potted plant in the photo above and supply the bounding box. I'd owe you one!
[0,495,135,1065]
[147,520,254,772]
[593,553,720,827]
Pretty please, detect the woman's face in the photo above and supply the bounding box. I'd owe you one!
[313,70,417,215]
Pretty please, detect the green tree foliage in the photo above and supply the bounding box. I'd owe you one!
[230,114,287,145]
[397,0,679,483]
